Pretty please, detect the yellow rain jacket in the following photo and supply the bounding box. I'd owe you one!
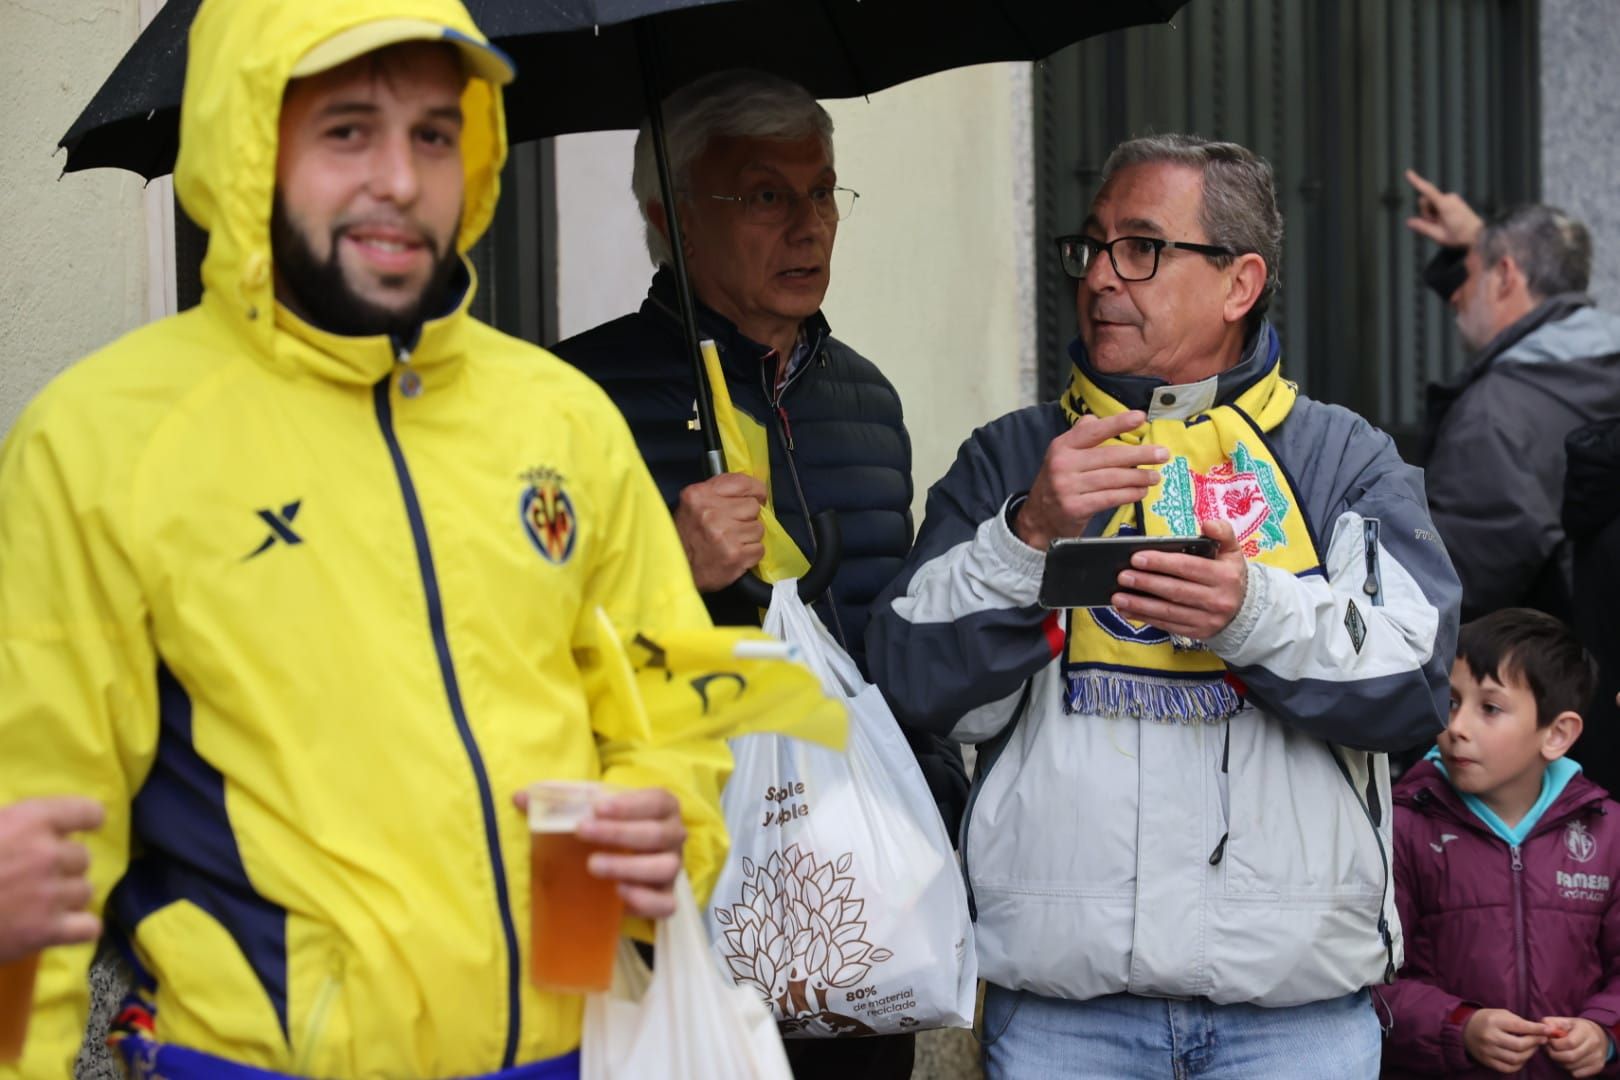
[0,0,756,1074]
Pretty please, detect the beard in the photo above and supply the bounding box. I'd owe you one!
[270,195,462,340]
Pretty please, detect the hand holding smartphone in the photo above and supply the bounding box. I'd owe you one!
[1038,535,1219,609]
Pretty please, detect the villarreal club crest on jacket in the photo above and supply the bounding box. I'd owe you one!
[520,466,577,564]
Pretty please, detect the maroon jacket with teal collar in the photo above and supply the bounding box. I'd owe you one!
[1377,759,1620,1077]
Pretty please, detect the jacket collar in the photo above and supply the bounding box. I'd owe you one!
[1396,756,1608,839]
[254,258,477,388]
[1065,322,1282,414]
[1473,292,1593,368]
[1422,293,1594,458]
[641,266,831,386]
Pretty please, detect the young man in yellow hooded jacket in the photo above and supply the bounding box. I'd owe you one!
[0,1,810,1076]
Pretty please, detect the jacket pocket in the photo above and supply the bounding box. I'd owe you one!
[1221,717,1385,902]
[130,899,289,1063]
[292,951,345,1075]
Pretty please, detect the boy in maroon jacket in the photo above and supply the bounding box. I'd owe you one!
[1378,608,1620,1078]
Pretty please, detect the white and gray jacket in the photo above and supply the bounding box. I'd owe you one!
[865,333,1461,1008]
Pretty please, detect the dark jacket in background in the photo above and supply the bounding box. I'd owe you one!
[1564,417,1620,796]
[552,269,971,836]
[1421,286,1620,622]
[1376,760,1620,1079]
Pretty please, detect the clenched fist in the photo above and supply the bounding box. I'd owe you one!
[674,473,768,592]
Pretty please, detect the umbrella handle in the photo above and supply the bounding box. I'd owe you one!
[730,510,841,607]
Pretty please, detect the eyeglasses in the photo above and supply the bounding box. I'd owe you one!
[702,186,859,225]
[1056,234,1235,282]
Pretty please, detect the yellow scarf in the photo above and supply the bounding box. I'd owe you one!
[1058,354,1321,721]
[701,340,810,584]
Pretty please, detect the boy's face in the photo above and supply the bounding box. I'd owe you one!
[1440,659,1560,804]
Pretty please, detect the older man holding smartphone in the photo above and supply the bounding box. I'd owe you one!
[866,134,1461,1080]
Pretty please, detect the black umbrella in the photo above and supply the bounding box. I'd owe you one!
[59,0,1189,605]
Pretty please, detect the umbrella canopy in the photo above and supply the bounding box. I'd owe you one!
[58,0,1188,604]
[60,0,1187,178]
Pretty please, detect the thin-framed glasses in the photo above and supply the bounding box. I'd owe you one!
[1055,234,1235,282]
[704,186,859,225]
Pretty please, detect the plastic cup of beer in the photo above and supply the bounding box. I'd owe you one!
[0,951,39,1063]
[527,780,626,993]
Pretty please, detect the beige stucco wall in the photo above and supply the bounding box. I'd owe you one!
[553,64,1038,524]
[821,64,1037,512]
[0,0,153,437]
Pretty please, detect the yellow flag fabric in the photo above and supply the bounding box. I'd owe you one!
[700,341,811,583]
[1057,359,1323,721]
[588,607,848,941]
[589,607,847,753]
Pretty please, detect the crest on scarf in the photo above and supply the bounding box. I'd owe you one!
[520,466,577,564]
[1152,441,1290,558]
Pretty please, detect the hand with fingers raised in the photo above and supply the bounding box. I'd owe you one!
[0,797,105,965]
[1404,168,1485,250]
[1014,410,1167,552]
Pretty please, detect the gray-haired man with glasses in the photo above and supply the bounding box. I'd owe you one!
[551,68,967,1080]
[866,134,1459,1078]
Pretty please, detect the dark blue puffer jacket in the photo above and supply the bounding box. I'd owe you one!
[552,270,969,832]
[553,270,911,667]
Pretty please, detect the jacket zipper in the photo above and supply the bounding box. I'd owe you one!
[1511,843,1528,1017]
[956,678,1035,921]
[1330,747,1395,980]
[1362,518,1384,605]
[293,960,343,1075]
[373,375,522,1069]
[1209,724,1231,865]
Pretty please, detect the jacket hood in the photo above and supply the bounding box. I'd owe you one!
[175,0,508,371]
[1495,298,1620,367]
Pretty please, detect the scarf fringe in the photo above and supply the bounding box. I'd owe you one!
[1064,670,1241,724]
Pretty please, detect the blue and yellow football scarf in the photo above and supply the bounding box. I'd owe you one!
[1058,351,1322,722]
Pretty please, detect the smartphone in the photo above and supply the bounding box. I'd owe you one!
[1038,535,1219,609]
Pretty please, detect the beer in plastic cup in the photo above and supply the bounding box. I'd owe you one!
[0,951,39,1063]
[527,781,624,993]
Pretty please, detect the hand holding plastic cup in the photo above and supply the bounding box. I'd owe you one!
[527,780,627,993]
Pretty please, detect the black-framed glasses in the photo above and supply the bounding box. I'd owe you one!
[1056,234,1235,282]
[703,186,859,225]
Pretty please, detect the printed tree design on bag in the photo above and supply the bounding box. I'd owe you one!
[713,844,893,1035]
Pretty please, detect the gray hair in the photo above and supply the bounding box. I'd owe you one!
[632,69,834,267]
[1100,134,1284,333]
[1478,204,1592,300]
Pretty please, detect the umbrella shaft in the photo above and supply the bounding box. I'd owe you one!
[635,20,725,472]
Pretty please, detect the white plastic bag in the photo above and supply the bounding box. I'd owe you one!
[581,872,792,1079]
[705,581,977,1037]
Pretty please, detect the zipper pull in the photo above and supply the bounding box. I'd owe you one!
[1208,832,1229,865]
[1362,518,1383,606]
[777,405,795,451]
[1510,844,1523,872]
[395,346,422,398]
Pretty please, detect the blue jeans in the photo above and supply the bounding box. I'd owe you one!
[980,985,1380,1080]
